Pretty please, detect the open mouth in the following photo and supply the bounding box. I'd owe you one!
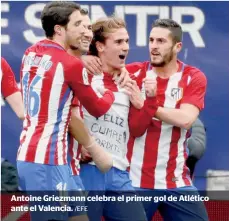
[119,55,126,60]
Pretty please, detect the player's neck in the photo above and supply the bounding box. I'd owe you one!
[153,58,179,79]
[99,57,121,76]
[102,64,121,76]
[67,49,81,58]
[49,36,68,51]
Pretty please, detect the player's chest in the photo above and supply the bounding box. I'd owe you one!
[83,93,129,131]
[91,75,130,108]
[140,73,187,108]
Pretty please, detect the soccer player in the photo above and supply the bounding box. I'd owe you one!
[66,8,94,179]
[1,57,24,120]
[67,9,131,181]
[127,19,208,221]
[71,16,156,221]
[17,2,115,221]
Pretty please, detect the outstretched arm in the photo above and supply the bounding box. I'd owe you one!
[69,108,112,173]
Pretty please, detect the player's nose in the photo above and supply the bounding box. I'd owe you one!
[80,24,86,34]
[122,41,129,51]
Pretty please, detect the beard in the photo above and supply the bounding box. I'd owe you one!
[67,36,80,51]
[151,47,174,67]
[79,45,89,54]
[69,44,79,50]
[69,42,89,54]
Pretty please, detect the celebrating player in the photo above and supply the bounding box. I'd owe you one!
[67,8,130,182]
[71,16,153,221]
[17,2,116,221]
[127,19,208,221]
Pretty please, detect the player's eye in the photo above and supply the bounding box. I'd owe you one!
[149,38,154,43]
[157,38,165,44]
[75,21,82,26]
[116,40,123,44]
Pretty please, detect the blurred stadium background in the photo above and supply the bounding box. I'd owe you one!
[1,1,229,220]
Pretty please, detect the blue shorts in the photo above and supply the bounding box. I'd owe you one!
[17,161,73,191]
[68,174,87,217]
[17,161,87,221]
[135,186,208,221]
[80,164,147,221]
[68,174,85,191]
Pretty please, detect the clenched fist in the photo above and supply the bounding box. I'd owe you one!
[143,77,157,97]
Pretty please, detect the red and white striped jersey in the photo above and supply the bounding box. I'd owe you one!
[127,60,207,189]
[17,39,114,165]
[1,57,19,98]
[68,66,158,174]
[82,73,131,170]
[68,132,82,175]
[69,101,83,175]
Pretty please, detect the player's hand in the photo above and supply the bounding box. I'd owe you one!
[143,77,157,97]
[113,67,131,88]
[81,55,102,75]
[123,80,144,109]
[81,146,92,163]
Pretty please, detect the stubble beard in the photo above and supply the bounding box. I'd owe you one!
[151,47,174,67]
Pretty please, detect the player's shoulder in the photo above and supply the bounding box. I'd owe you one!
[1,57,8,68]
[183,63,206,80]
[58,52,82,70]
[1,57,7,64]
[126,61,149,81]
[23,41,39,55]
[23,40,83,66]
[126,61,149,73]
[126,62,143,72]
[1,57,11,73]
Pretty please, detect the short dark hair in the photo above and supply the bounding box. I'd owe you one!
[41,1,81,38]
[80,8,89,16]
[89,16,126,56]
[152,19,183,43]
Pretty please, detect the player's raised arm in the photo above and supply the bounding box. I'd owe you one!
[126,80,158,137]
[129,100,158,137]
[124,63,159,137]
[65,58,115,118]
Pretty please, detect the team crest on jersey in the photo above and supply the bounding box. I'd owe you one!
[171,87,183,101]
[82,68,89,85]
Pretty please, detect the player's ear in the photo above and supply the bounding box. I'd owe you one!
[96,41,104,53]
[54,25,62,36]
[174,42,182,53]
